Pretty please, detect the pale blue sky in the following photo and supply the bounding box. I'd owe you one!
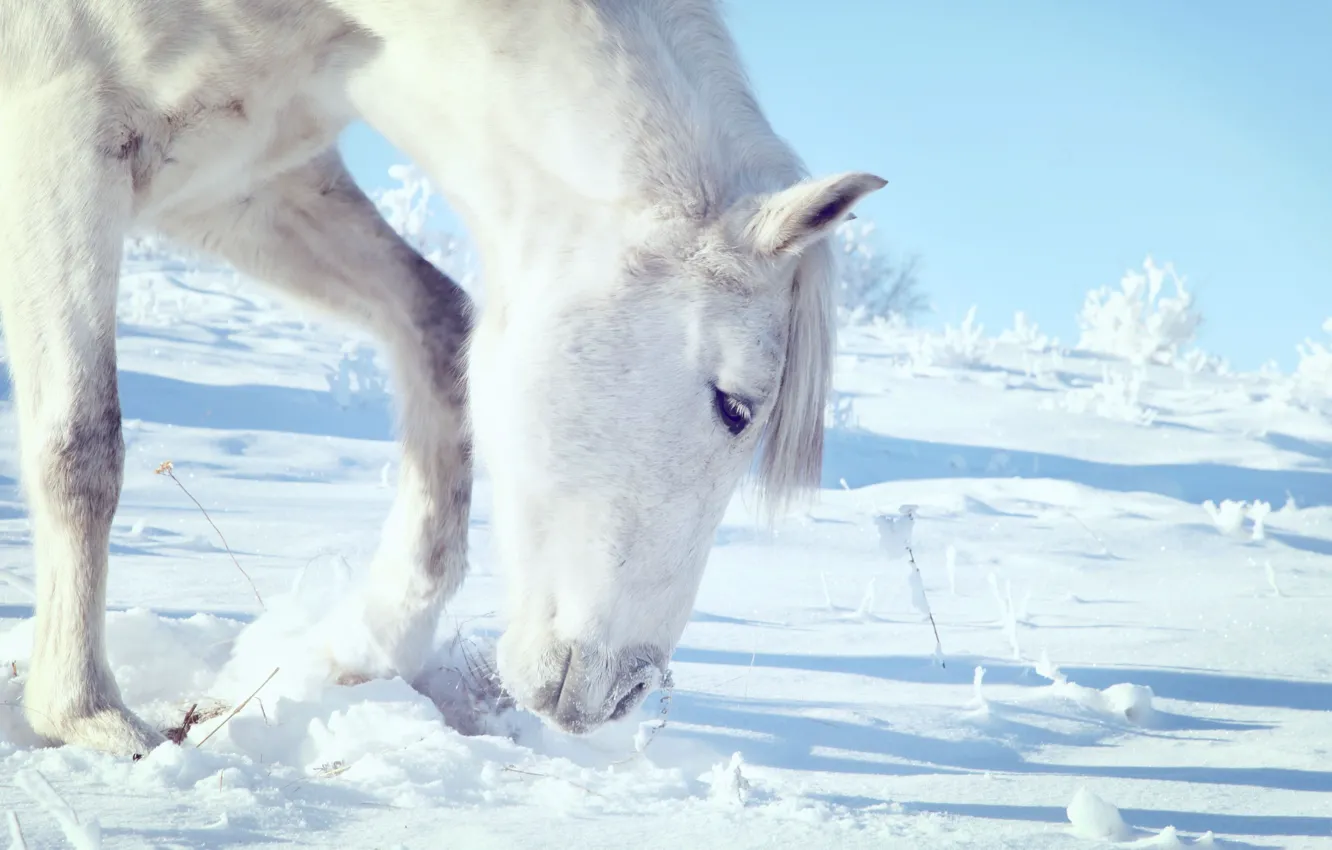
[339,0,1331,370]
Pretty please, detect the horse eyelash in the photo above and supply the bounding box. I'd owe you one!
[716,388,753,420]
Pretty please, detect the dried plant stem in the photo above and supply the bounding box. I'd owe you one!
[1064,508,1111,556]
[906,543,946,668]
[501,765,602,797]
[195,667,279,749]
[156,461,265,610]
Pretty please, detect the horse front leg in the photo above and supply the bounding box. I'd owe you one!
[343,250,474,682]
[0,85,163,756]
[158,149,472,685]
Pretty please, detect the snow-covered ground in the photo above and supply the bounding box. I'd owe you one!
[0,236,1329,849]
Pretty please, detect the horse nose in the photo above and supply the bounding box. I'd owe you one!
[536,645,663,734]
[608,672,652,721]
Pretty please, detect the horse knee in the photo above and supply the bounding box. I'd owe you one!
[30,404,125,525]
[405,254,471,374]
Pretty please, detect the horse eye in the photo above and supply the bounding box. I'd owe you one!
[714,388,752,436]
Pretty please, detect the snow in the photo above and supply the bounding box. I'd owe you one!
[1067,787,1131,842]
[0,237,1330,848]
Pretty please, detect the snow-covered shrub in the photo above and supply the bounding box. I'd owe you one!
[326,340,390,408]
[911,305,991,369]
[1201,499,1273,540]
[1290,318,1332,410]
[1175,347,1230,376]
[1077,256,1201,365]
[1202,499,1247,536]
[1248,500,1271,541]
[372,163,479,300]
[1061,366,1155,426]
[833,219,928,325]
[375,164,433,248]
[999,311,1055,353]
[828,389,858,430]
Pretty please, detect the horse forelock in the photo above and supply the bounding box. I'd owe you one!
[756,236,835,521]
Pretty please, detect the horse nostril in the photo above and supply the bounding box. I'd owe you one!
[610,680,648,721]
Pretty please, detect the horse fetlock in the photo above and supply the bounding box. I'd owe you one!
[323,589,444,686]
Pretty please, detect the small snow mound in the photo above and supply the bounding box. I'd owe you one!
[1100,683,1156,725]
[1138,825,1185,847]
[1067,787,1130,841]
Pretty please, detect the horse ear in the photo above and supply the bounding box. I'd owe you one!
[746,172,887,256]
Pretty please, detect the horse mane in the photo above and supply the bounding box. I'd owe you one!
[756,234,835,520]
[618,1,837,520]
[592,0,840,520]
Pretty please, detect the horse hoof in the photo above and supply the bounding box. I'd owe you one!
[28,702,166,759]
[332,670,373,688]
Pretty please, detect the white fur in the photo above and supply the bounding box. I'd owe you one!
[0,0,884,751]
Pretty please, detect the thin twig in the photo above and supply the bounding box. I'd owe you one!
[906,542,946,668]
[156,460,265,610]
[1064,508,1111,556]
[195,667,279,749]
[501,765,602,797]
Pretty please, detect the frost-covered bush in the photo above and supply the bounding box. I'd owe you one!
[1060,366,1155,426]
[999,311,1056,353]
[1290,318,1332,409]
[833,219,928,325]
[1077,257,1201,365]
[326,340,391,408]
[1201,499,1272,540]
[911,305,992,370]
[373,163,479,300]
[1174,347,1230,376]
[1202,499,1248,536]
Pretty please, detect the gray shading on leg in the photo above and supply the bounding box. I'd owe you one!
[158,149,473,682]
[0,88,162,756]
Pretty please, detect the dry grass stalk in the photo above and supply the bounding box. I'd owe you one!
[905,539,946,668]
[313,760,351,779]
[195,667,280,749]
[501,765,602,797]
[155,460,265,610]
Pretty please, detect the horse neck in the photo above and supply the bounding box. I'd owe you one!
[338,0,798,299]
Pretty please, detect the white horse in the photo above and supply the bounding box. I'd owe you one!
[0,0,884,756]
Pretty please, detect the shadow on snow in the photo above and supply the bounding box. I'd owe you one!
[824,427,1332,509]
